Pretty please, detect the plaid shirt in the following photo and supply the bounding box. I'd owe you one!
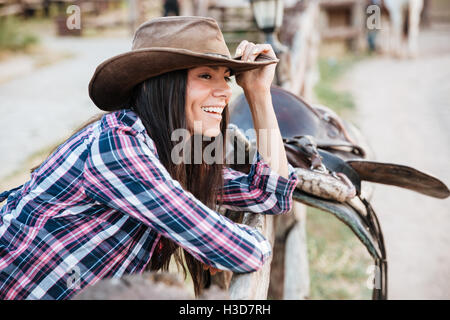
[0,109,298,300]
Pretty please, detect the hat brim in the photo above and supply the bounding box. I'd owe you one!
[88,47,279,111]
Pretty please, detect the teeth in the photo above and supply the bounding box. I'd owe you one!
[201,106,223,114]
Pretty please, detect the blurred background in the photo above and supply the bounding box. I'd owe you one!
[0,0,449,299]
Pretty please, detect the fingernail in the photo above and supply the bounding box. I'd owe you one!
[252,49,258,55]
[235,48,242,56]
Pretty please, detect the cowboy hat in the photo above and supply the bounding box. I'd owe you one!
[88,16,279,111]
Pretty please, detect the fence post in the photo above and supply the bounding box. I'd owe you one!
[228,212,275,299]
[283,201,310,299]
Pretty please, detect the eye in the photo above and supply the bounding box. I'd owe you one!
[199,73,232,83]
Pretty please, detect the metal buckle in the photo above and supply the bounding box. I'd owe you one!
[310,163,328,173]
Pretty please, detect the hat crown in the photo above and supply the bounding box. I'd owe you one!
[132,16,231,58]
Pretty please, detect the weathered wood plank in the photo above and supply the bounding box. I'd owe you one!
[229,213,275,299]
[284,202,310,299]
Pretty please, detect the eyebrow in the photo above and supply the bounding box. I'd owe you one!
[205,66,232,74]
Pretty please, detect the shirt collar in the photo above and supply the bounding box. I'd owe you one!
[110,109,158,154]
[115,109,147,134]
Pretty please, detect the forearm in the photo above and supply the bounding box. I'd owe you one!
[245,89,290,179]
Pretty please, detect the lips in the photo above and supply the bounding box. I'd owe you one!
[201,106,224,114]
[201,105,224,120]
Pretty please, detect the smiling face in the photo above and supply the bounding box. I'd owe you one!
[185,66,232,137]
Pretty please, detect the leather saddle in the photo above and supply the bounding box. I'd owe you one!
[225,85,450,300]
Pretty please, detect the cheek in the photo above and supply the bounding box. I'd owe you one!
[185,81,211,128]
[185,99,204,132]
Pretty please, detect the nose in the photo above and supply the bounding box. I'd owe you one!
[212,80,232,101]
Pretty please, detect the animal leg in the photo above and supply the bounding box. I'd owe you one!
[408,0,424,58]
[385,0,406,58]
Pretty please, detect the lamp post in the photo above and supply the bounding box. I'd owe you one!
[250,0,288,56]
[250,0,288,85]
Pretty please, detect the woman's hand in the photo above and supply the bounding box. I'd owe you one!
[234,40,277,94]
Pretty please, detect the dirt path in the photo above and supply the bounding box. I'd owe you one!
[341,24,450,299]
[0,35,131,182]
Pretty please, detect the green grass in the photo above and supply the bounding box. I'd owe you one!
[0,16,39,52]
[309,54,374,299]
[306,207,373,300]
[313,56,364,114]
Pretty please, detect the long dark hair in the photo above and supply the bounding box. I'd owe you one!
[128,69,228,296]
[31,69,229,296]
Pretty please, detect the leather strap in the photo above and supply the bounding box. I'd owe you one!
[284,136,362,194]
[361,197,388,300]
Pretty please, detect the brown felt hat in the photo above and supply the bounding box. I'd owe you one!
[88,16,279,111]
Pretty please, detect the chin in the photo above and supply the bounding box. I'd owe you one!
[202,126,222,138]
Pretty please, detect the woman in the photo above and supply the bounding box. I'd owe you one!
[0,16,298,299]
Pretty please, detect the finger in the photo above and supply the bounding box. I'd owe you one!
[250,44,272,60]
[234,40,248,58]
[241,42,257,62]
